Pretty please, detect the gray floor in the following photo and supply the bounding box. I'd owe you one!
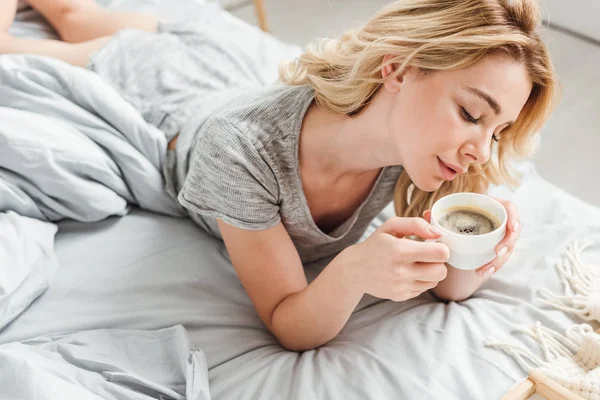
[232,0,600,207]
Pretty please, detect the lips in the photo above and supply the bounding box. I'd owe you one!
[437,157,458,181]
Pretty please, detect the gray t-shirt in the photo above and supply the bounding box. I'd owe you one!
[177,85,404,264]
[83,21,402,263]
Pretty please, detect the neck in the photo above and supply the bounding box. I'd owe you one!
[299,91,403,181]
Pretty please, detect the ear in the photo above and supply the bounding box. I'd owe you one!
[381,55,410,93]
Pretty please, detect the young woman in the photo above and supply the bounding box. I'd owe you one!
[1,0,558,351]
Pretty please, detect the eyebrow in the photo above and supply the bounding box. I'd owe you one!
[463,86,502,115]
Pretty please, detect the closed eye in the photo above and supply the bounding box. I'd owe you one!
[462,106,501,144]
[461,107,480,125]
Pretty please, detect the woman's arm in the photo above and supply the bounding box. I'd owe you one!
[217,217,450,351]
[0,0,157,67]
[26,0,158,42]
[217,220,363,351]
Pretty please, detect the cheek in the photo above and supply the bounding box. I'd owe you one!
[411,89,460,150]
[414,108,463,155]
[389,89,434,146]
[387,83,466,156]
[427,98,469,149]
[440,116,466,149]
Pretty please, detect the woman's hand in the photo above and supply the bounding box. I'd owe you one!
[474,197,520,276]
[423,197,520,277]
[342,217,450,302]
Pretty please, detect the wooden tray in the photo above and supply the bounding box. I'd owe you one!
[502,370,585,400]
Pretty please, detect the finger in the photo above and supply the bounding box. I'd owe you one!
[475,249,513,276]
[399,239,450,263]
[491,215,521,264]
[381,217,445,239]
[422,210,432,224]
[493,197,520,233]
[495,225,520,256]
[411,262,448,282]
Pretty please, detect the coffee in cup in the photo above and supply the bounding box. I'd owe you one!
[437,206,501,236]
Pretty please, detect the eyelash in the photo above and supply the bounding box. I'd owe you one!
[461,107,500,143]
[461,107,479,125]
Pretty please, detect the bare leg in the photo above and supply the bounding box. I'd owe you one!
[0,0,93,66]
[0,0,157,67]
[26,0,157,43]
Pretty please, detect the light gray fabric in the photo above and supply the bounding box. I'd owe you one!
[0,211,57,331]
[178,85,404,263]
[2,162,600,400]
[87,20,266,142]
[84,19,403,263]
[7,1,599,399]
[4,0,301,225]
[0,325,210,400]
[0,55,184,221]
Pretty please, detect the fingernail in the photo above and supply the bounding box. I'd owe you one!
[497,246,508,257]
[429,226,446,236]
[512,221,520,232]
[484,266,496,277]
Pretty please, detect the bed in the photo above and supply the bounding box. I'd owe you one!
[2,1,600,399]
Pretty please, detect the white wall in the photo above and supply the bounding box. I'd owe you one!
[542,0,600,41]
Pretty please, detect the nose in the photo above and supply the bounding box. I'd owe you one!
[462,134,492,165]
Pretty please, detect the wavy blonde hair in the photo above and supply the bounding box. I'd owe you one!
[279,0,559,218]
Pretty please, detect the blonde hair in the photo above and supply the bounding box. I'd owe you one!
[279,0,559,218]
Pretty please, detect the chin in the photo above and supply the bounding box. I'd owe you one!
[410,174,444,193]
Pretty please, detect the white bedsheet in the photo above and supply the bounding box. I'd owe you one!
[3,1,600,399]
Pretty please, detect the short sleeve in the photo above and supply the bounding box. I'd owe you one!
[178,117,281,230]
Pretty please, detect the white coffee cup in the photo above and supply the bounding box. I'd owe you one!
[428,192,507,270]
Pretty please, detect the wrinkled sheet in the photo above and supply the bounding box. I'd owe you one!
[2,1,300,399]
[0,212,57,330]
[1,163,598,399]
[0,55,184,222]
[0,326,210,400]
[4,1,600,399]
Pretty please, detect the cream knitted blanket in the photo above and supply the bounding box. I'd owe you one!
[487,238,600,398]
